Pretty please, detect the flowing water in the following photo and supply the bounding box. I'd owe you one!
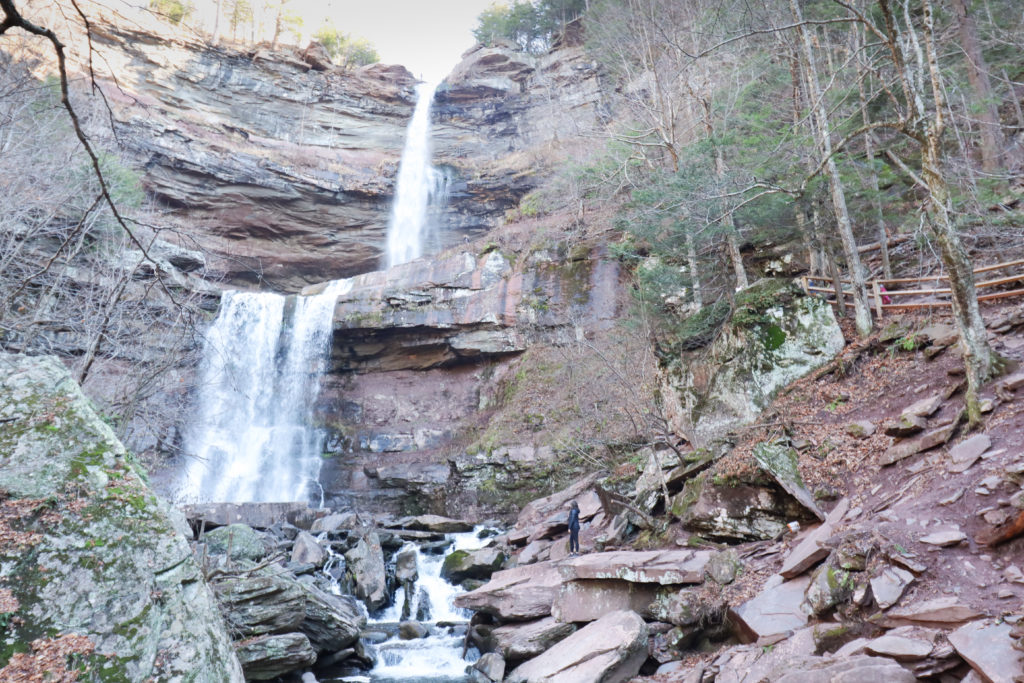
[321,529,490,682]
[177,280,351,504]
[385,81,449,268]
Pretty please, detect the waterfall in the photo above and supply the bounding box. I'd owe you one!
[177,280,351,504]
[385,81,449,268]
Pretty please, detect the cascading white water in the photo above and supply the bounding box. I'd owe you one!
[177,279,351,504]
[361,529,490,682]
[385,81,449,268]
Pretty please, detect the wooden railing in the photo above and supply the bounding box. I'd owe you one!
[800,259,1024,315]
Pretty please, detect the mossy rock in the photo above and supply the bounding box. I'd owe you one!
[0,353,244,680]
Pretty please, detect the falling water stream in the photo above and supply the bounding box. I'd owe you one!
[386,81,449,268]
[177,279,351,504]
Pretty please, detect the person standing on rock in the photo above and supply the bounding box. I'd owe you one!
[567,500,581,556]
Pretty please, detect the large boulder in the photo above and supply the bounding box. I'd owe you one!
[214,574,307,637]
[441,546,506,583]
[234,632,317,680]
[552,580,662,623]
[505,610,648,683]
[0,354,243,680]
[345,531,388,611]
[454,562,564,620]
[204,523,271,563]
[558,549,712,585]
[660,279,845,445]
[300,583,365,653]
[474,616,577,665]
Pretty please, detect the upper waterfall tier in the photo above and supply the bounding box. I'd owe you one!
[386,81,448,268]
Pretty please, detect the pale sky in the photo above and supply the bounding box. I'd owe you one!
[294,0,497,82]
[184,0,499,83]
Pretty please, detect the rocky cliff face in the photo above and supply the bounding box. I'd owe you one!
[15,3,605,292]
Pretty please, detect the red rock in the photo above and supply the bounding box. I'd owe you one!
[453,562,563,620]
[551,579,661,623]
[558,549,712,585]
[949,620,1024,683]
[876,596,984,628]
[779,498,850,579]
[505,610,648,683]
[729,575,811,643]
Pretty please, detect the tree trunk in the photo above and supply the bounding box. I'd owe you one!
[685,228,702,308]
[951,0,1003,173]
[791,0,872,335]
[919,0,996,423]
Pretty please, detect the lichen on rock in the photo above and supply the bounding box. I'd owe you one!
[0,353,243,681]
[659,279,846,446]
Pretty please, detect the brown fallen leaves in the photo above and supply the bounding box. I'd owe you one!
[0,634,96,682]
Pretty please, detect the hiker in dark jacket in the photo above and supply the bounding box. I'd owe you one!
[567,500,581,556]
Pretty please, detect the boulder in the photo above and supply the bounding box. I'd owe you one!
[234,632,317,680]
[478,616,576,664]
[804,564,854,616]
[846,420,876,438]
[677,475,814,542]
[559,549,712,585]
[299,583,365,653]
[648,589,728,628]
[399,621,429,639]
[204,523,270,562]
[881,420,959,465]
[870,565,914,609]
[551,579,662,623]
[949,619,1024,683]
[345,532,388,611]
[660,279,845,446]
[441,546,506,583]
[391,514,475,533]
[291,530,326,566]
[505,610,648,683]
[949,434,991,472]
[730,575,811,642]
[919,528,966,547]
[473,652,506,681]
[754,441,825,520]
[183,502,311,530]
[0,354,243,681]
[454,562,564,620]
[864,633,934,661]
[310,512,361,533]
[901,394,943,418]
[214,574,306,637]
[395,544,419,584]
[883,413,927,437]
[780,498,850,579]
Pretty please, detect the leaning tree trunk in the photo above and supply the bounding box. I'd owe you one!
[791,0,872,336]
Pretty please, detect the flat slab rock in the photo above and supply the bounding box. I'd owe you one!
[552,579,661,623]
[558,549,712,585]
[780,499,850,579]
[505,610,648,683]
[454,562,563,620]
[876,596,983,628]
[948,619,1024,683]
[485,616,577,663]
[864,634,934,661]
[870,565,914,609]
[729,575,811,642]
[919,529,966,547]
